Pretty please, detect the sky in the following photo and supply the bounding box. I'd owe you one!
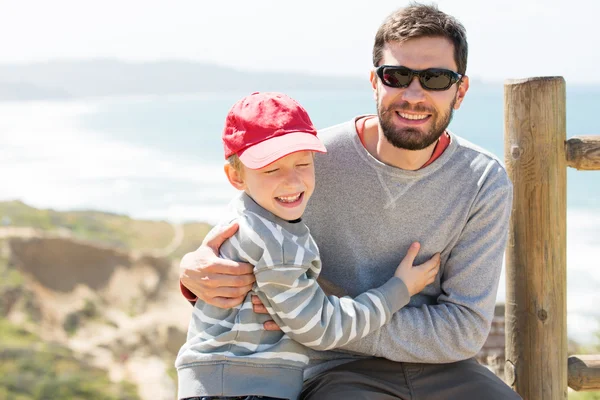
[0,0,599,83]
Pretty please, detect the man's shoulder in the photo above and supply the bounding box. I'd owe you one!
[317,118,358,144]
[451,132,506,169]
[450,132,502,164]
[449,132,512,191]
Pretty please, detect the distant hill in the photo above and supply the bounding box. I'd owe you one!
[0,59,367,101]
[0,200,211,259]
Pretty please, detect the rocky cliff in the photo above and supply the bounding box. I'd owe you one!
[0,226,191,400]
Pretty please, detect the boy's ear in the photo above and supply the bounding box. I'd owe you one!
[224,163,245,190]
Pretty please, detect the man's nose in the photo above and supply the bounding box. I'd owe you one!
[401,76,427,104]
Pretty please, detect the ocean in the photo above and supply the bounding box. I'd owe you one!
[1,84,599,344]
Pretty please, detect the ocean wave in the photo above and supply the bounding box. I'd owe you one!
[0,101,233,218]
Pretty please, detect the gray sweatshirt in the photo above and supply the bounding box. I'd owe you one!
[301,117,513,378]
[175,192,409,399]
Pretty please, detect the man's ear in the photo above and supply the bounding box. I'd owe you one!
[370,70,378,101]
[224,163,245,190]
[453,75,470,110]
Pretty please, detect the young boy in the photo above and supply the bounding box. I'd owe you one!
[175,92,440,400]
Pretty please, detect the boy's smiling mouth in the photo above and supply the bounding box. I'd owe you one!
[275,192,304,206]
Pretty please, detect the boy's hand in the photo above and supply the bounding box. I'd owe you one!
[251,295,281,331]
[179,222,255,308]
[394,242,441,296]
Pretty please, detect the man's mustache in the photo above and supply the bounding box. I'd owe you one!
[381,102,436,115]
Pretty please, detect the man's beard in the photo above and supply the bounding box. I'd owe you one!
[378,96,456,151]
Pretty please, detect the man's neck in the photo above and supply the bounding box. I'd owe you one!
[362,117,438,171]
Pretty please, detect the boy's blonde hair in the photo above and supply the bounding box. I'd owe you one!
[228,154,244,173]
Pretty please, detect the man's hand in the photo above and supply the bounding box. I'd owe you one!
[179,222,255,308]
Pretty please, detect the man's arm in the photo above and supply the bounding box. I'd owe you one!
[338,169,513,363]
[179,222,255,308]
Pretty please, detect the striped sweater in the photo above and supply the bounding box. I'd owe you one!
[175,192,409,400]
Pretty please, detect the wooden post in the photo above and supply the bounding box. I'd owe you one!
[504,77,567,399]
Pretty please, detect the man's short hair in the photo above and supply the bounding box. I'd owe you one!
[372,3,468,75]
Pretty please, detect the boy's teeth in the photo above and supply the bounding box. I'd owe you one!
[277,194,301,202]
[399,112,428,120]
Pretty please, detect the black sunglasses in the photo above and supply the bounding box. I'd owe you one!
[375,65,463,91]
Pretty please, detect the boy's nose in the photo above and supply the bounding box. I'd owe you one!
[283,171,302,186]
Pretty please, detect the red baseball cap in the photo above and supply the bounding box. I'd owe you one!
[222,92,326,169]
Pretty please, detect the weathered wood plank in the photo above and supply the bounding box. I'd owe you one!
[568,355,600,391]
[565,136,600,170]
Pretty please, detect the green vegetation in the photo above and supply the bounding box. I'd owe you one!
[0,239,24,317]
[0,239,42,323]
[63,298,102,336]
[570,391,600,399]
[166,358,178,387]
[0,201,213,399]
[0,319,139,400]
[0,200,212,258]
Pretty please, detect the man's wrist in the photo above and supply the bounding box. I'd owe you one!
[180,281,198,303]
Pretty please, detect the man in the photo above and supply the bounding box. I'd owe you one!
[180,3,519,399]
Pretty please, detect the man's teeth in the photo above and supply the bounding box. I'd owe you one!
[398,112,428,120]
[277,194,301,203]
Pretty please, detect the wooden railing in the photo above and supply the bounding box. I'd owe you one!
[504,77,600,399]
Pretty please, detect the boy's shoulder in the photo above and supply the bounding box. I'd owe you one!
[219,195,279,245]
[219,193,313,262]
[217,209,274,266]
[234,193,311,238]
[237,208,285,244]
[220,208,317,269]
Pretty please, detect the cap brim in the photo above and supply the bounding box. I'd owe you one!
[238,131,327,169]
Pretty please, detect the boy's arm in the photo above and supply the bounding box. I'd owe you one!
[255,263,409,351]
[316,276,348,298]
[234,213,411,351]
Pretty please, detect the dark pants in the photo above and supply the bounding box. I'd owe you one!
[301,357,522,400]
[183,397,284,400]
